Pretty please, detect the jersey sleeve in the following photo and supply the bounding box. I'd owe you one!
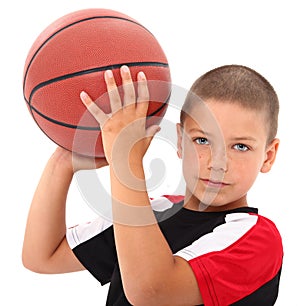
[66,216,116,285]
[175,213,283,306]
[65,195,184,286]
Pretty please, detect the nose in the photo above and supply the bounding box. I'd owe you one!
[207,147,228,172]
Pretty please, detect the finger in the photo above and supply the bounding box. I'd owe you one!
[137,71,150,116]
[120,65,136,108]
[104,70,122,113]
[80,91,107,126]
[145,125,161,144]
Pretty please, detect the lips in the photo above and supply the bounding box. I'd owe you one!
[201,178,230,188]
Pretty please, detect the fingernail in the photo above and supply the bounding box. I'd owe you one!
[105,69,113,79]
[80,91,88,100]
[121,65,130,73]
[138,71,146,80]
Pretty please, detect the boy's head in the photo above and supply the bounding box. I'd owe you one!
[180,65,279,144]
[177,65,280,211]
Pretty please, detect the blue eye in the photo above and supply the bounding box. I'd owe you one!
[233,143,249,152]
[195,137,209,145]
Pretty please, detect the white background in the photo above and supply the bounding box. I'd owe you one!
[1,0,298,304]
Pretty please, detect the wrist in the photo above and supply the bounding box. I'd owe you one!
[110,158,146,192]
[48,148,75,177]
[129,157,144,179]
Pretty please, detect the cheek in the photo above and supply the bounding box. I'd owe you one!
[181,144,207,178]
[182,157,201,196]
[231,158,261,187]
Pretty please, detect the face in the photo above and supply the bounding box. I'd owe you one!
[177,100,279,212]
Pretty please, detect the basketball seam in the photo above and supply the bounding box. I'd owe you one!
[23,15,154,92]
[29,91,170,130]
[27,61,169,104]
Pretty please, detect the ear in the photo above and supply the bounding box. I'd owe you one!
[176,123,183,159]
[260,138,280,173]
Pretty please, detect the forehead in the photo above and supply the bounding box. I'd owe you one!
[182,100,268,140]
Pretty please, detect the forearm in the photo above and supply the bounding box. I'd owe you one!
[22,150,73,271]
[110,162,176,303]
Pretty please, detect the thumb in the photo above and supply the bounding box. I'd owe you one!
[145,125,161,141]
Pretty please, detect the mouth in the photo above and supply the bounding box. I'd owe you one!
[200,178,230,188]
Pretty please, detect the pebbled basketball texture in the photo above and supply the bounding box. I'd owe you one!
[23,8,171,157]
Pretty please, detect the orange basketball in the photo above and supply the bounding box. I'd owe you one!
[23,8,171,157]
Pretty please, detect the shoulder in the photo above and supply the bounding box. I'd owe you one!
[176,211,283,260]
[249,213,283,260]
[175,211,283,305]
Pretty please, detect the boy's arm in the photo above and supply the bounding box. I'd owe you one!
[81,66,203,305]
[22,147,107,274]
[110,164,203,306]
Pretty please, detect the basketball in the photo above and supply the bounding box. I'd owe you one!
[23,8,171,157]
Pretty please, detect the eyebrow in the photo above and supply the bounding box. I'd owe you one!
[230,136,257,142]
[186,128,214,137]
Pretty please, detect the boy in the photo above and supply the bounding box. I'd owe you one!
[22,65,283,305]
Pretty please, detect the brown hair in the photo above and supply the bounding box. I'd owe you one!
[180,65,279,143]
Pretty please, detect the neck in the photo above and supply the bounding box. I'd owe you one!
[183,190,248,212]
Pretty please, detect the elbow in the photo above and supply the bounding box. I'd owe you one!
[22,247,33,271]
[22,253,40,273]
[22,258,50,274]
[125,290,156,306]
[22,249,48,274]
[124,280,164,306]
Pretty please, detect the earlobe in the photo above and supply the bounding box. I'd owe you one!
[260,138,280,173]
[176,123,183,159]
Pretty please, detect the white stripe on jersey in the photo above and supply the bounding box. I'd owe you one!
[149,196,174,211]
[66,196,179,249]
[175,213,258,260]
[66,217,112,249]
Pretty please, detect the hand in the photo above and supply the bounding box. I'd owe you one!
[52,147,108,173]
[80,66,160,167]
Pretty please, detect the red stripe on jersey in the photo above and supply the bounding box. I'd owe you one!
[188,215,283,306]
[161,194,185,204]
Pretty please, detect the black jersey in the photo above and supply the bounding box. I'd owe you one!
[67,195,283,305]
